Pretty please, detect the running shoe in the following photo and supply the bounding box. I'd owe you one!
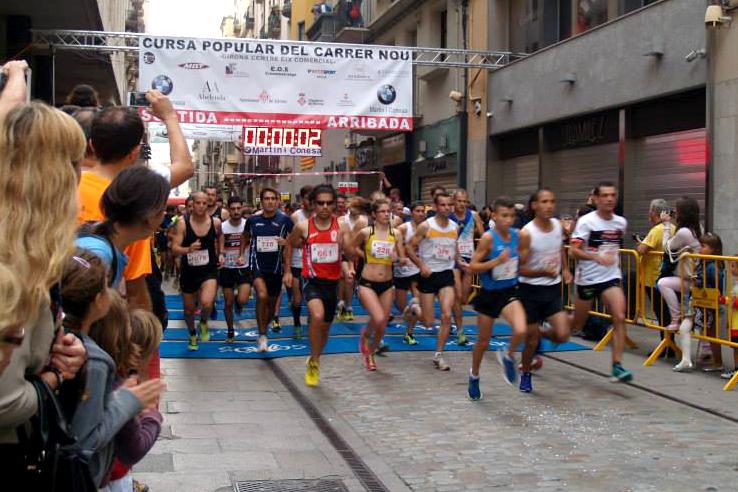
[345,309,354,321]
[225,331,235,344]
[496,350,518,386]
[519,372,533,393]
[468,376,482,401]
[187,335,199,351]
[364,353,377,371]
[375,340,390,356]
[258,335,268,353]
[433,354,450,371]
[456,331,470,346]
[673,360,694,372]
[294,325,302,340]
[199,320,210,342]
[721,369,737,380]
[450,324,458,336]
[403,333,419,345]
[305,357,320,386]
[272,317,281,334]
[610,363,633,383]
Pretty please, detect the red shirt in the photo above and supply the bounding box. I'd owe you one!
[302,217,342,280]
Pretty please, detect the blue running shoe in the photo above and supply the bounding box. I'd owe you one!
[519,372,532,393]
[611,363,633,383]
[468,376,482,401]
[496,350,518,386]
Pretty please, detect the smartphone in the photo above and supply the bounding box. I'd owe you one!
[128,91,149,107]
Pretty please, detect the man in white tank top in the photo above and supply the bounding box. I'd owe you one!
[517,189,572,392]
[394,202,426,345]
[407,193,458,371]
[218,197,252,343]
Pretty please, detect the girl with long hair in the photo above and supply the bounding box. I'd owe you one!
[350,199,409,371]
[656,196,702,371]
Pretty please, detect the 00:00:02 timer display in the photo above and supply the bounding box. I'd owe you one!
[243,127,322,149]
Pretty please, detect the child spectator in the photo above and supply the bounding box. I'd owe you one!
[693,234,725,372]
[107,310,164,492]
[60,252,164,488]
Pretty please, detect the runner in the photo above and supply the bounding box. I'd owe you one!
[337,196,370,321]
[450,189,485,345]
[205,185,229,222]
[394,201,426,345]
[217,196,252,343]
[288,185,313,339]
[170,191,221,351]
[406,192,458,371]
[244,188,293,352]
[467,197,528,400]
[570,181,633,382]
[517,188,572,392]
[350,198,408,370]
[285,184,354,386]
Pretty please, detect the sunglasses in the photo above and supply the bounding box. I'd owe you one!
[315,200,334,206]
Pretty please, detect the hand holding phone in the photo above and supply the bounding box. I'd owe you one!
[128,91,150,107]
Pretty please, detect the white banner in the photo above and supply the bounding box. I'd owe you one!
[138,36,413,131]
[147,122,242,142]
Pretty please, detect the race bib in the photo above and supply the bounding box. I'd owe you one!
[432,243,454,262]
[598,244,620,261]
[224,249,239,268]
[311,243,339,263]
[458,238,474,256]
[256,235,279,253]
[540,251,561,272]
[371,240,394,260]
[187,249,209,267]
[492,257,519,280]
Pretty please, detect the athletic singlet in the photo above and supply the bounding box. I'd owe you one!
[451,209,475,259]
[210,206,222,220]
[519,218,563,286]
[181,215,218,270]
[394,222,420,278]
[302,216,342,280]
[221,218,246,269]
[418,216,458,273]
[364,225,396,266]
[291,208,309,268]
[480,228,519,291]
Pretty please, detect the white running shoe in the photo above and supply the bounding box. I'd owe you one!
[258,335,268,353]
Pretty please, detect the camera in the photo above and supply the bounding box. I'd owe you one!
[632,233,643,243]
[127,91,150,107]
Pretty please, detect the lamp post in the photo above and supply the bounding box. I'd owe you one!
[458,0,469,189]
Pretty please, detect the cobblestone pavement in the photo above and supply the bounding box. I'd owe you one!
[276,342,738,492]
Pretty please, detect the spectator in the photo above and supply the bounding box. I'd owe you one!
[0,101,87,482]
[0,264,31,378]
[636,198,676,356]
[65,83,100,108]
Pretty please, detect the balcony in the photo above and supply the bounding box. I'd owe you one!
[307,1,369,43]
[268,8,281,38]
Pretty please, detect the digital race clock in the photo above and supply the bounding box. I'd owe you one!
[242,127,322,156]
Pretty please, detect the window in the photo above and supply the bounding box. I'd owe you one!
[297,21,305,40]
[440,10,447,49]
[575,0,608,34]
[510,0,566,54]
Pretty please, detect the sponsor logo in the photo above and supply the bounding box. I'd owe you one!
[259,90,270,104]
[377,84,397,105]
[151,75,174,95]
[178,62,209,70]
[225,63,250,78]
[199,81,225,102]
[297,93,307,106]
[337,93,355,107]
[142,52,156,64]
[330,230,338,242]
[307,68,337,79]
[256,90,286,105]
[347,63,372,81]
[266,66,296,77]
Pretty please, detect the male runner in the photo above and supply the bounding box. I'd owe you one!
[244,188,293,352]
[205,185,229,221]
[517,188,572,392]
[285,184,354,386]
[406,192,458,371]
[170,192,221,350]
[467,197,528,400]
[218,196,252,343]
[570,181,632,382]
[288,185,313,337]
[394,201,426,345]
[450,189,485,345]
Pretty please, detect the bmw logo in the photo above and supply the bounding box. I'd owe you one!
[377,84,396,105]
[151,75,174,95]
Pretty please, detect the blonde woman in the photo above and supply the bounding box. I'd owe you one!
[0,264,32,378]
[0,102,88,456]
